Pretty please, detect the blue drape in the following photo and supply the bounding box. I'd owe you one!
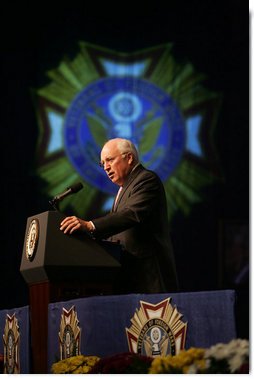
[48,290,236,372]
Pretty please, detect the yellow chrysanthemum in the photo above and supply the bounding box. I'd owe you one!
[52,361,69,374]
[149,348,206,374]
[51,355,100,374]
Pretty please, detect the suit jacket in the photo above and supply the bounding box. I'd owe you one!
[92,164,179,294]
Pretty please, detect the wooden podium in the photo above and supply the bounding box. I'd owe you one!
[20,211,121,373]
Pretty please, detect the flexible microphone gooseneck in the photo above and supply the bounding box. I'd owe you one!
[49,182,83,209]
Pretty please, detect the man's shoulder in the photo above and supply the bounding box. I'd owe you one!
[139,164,159,176]
[133,164,162,183]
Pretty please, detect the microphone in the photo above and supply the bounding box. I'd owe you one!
[49,182,83,206]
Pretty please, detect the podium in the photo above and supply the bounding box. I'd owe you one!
[20,211,121,373]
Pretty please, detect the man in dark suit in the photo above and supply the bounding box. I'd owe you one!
[60,138,178,294]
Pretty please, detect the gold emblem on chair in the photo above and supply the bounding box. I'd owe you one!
[59,306,81,360]
[126,297,187,356]
[3,314,20,374]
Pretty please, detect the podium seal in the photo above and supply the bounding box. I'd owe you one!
[25,218,39,261]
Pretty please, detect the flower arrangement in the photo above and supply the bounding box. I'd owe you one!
[203,338,249,374]
[149,347,206,374]
[149,339,249,374]
[89,352,153,374]
[51,355,100,374]
[51,339,249,374]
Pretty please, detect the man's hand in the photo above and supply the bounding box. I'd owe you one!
[60,216,93,234]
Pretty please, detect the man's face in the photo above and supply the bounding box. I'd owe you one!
[100,141,133,186]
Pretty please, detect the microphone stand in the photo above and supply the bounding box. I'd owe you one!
[48,198,60,211]
[48,182,83,212]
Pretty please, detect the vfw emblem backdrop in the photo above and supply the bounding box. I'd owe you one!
[3,314,20,374]
[126,298,187,356]
[35,41,221,219]
[59,306,81,360]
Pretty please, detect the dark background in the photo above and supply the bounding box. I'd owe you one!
[0,1,249,338]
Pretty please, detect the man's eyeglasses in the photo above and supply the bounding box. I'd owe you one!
[99,152,129,168]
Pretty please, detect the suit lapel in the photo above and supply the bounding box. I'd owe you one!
[112,164,144,212]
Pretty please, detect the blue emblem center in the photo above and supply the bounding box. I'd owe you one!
[64,77,185,194]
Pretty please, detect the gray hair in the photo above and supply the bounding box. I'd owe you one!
[105,138,139,163]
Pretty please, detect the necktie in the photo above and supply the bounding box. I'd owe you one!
[113,186,122,210]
